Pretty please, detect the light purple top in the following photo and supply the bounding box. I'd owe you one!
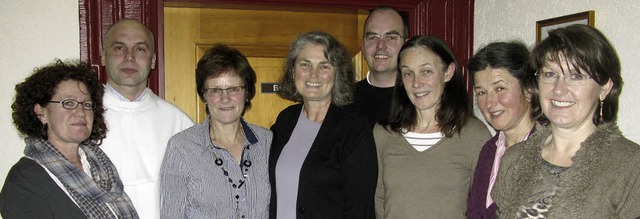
[275,109,321,219]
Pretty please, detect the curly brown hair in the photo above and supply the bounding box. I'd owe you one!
[12,59,107,145]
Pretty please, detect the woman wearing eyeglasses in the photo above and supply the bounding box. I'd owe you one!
[0,60,138,218]
[492,24,640,218]
[160,44,272,218]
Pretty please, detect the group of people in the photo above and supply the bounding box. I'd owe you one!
[1,5,639,219]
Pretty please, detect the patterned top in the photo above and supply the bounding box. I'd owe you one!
[492,123,640,218]
[160,117,272,219]
[516,160,568,219]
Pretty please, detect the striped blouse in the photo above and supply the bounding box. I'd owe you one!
[160,117,273,219]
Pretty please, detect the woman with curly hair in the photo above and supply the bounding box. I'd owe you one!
[0,60,138,218]
[269,31,377,218]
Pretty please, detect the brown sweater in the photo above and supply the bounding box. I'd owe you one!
[374,118,491,219]
[492,122,640,218]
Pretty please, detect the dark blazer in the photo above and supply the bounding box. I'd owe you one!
[467,126,536,219]
[269,104,377,219]
[0,157,86,219]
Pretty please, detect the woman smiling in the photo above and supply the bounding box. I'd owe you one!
[269,31,377,219]
[374,35,491,218]
[492,24,640,218]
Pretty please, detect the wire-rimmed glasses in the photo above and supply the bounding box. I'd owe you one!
[363,33,404,44]
[535,70,592,86]
[204,86,245,98]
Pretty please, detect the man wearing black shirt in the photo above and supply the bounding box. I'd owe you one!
[354,6,408,126]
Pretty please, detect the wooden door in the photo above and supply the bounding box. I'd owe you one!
[164,6,367,126]
[79,0,475,100]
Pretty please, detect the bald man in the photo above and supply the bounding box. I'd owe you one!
[99,18,194,219]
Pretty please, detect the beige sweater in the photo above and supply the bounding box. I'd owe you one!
[492,123,640,218]
[374,118,491,219]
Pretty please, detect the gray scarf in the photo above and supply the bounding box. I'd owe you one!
[24,137,138,219]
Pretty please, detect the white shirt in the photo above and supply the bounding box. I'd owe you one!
[403,130,444,152]
[100,86,194,219]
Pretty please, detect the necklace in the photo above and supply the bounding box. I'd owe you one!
[214,155,252,188]
[209,122,253,217]
[212,139,252,217]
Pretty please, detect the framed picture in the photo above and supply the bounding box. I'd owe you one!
[536,11,595,42]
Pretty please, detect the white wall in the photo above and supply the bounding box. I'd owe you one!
[474,0,640,143]
[0,0,79,191]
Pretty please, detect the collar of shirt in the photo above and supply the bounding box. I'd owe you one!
[486,130,532,207]
[105,83,149,102]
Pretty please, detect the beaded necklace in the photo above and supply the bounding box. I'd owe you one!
[211,126,252,218]
[214,153,252,189]
[214,156,252,218]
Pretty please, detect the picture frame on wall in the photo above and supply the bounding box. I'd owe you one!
[536,10,595,42]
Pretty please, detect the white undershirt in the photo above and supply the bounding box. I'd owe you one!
[403,130,444,152]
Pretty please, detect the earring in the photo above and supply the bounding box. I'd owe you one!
[599,100,604,123]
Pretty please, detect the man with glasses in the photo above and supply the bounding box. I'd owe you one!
[354,6,409,126]
[99,18,194,219]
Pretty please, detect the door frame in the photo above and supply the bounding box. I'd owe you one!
[79,0,474,97]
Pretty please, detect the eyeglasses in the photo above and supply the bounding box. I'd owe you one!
[364,34,404,44]
[48,99,96,110]
[204,86,245,97]
[535,70,592,86]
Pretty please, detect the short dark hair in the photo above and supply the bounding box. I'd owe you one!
[277,31,355,106]
[12,59,107,145]
[364,6,410,38]
[196,44,257,114]
[469,41,541,120]
[383,35,470,137]
[531,24,622,125]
